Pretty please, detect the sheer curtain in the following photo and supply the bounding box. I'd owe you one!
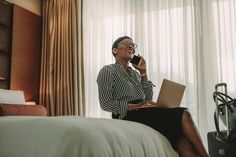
[83,0,236,138]
[198,0,236,142]
[83,0,197,119]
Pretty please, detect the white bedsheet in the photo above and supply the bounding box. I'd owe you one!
[0,116,179,157]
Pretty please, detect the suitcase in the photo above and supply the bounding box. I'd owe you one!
[208,131,236,157]
[207,83,236,157]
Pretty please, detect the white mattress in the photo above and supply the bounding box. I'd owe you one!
[0,116,179,157]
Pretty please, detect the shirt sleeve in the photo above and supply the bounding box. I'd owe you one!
[133,70,155,101]
[141,80,155,100]
[97,67,128,118]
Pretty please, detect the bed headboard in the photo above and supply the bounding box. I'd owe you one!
[0,0,42,104]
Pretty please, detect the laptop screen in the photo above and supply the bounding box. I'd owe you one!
[156,79,186,108]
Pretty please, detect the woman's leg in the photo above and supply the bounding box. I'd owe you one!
[177,137,198,157]
[181,110,209,157]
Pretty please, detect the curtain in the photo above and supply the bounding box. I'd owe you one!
[83,0,197,119]
[40,0,85,116]
[83,0,236,146]
[197,0,236,143]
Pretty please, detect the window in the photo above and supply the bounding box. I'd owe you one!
[83,0,197,122]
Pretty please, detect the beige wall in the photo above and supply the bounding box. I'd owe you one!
[6,0,41,16]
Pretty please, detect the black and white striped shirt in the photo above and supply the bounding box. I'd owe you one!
[97,63,154,119]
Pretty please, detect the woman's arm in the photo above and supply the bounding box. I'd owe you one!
[97,67,128,118]
[132,57,155,100]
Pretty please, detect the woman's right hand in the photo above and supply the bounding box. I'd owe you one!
[132,56,147,74]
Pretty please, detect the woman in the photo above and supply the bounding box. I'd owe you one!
[97,36,209,157]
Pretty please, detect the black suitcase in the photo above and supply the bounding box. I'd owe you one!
[207,83,236,157]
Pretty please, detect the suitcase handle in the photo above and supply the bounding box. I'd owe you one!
[215,83,227,90]
[214,83,231,139]
[213,90,232,140]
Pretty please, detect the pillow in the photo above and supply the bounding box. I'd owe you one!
[0,104,47,116]
[25,101,36,105]
[0,88,25,104]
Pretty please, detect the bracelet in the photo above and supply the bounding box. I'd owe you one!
[140,73,146,77]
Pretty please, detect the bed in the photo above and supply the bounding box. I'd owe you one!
[0,16,179,155]
[0,116,179,157]
[0,88,179,157]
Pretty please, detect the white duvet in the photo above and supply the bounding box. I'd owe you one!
[0,116,179,157]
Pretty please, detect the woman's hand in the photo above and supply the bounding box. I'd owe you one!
[132,56,146,74]
[128,100,156,110]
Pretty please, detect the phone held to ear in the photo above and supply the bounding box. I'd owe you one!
[130,55,141,65]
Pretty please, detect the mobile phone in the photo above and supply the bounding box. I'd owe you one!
[130,55,141,65]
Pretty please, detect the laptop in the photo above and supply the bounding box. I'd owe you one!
[155,79,186,108]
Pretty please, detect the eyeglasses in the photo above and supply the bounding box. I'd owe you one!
[117,41,137,49]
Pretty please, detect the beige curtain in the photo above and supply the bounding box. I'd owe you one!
[40,0,85,116]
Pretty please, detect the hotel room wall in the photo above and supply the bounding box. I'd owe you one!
[10,4,42,104]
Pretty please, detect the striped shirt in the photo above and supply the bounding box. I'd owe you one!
[97,63,154,119]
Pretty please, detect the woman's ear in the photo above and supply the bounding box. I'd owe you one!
[112,48,117,55]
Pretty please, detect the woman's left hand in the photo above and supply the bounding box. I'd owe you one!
[128,100,157,110]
